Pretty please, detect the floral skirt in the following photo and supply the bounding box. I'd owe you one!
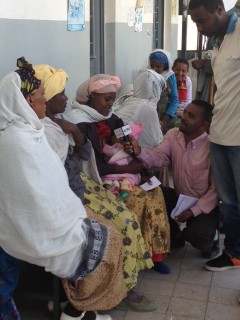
[126,186,170,257]
[80,173,153,291]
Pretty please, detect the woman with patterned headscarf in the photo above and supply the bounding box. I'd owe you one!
[0,58,128,320]
[149,49,179,133]
[65,74,171,278]
[36,66,158,314]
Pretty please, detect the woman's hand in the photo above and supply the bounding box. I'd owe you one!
[123,136,141,156]
[161,115,170,135]
[53,118,85,145]
[125,159,144,174]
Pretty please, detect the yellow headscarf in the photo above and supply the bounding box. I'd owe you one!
[34,65,68,102]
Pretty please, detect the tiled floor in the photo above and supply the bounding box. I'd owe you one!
[16,235,240,320]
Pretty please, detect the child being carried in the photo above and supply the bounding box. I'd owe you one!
[102,123,143,201]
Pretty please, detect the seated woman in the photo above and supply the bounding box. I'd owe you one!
[172,58,192,118]
[113,69,166,148]
[148,49,179,133]
[65,74,171,275]
[33,64,156,312]
[0,57,127,320]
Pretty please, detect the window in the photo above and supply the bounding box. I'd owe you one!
[153,0,164,49]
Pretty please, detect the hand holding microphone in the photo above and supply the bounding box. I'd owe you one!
[114,119,137,158]
[123,136,142,157]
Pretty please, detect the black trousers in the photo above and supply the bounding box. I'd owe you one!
[161,186,219,252]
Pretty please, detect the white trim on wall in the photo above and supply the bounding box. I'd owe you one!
[0,0,90,21]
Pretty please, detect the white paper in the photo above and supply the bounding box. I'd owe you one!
[171,194,198,219]
[135,7,143,32]
[140,176,161,191]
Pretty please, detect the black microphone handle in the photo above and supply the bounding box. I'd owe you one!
[123,135,136,158]
[115,118,136,158]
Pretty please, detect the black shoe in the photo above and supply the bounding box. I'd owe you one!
[202,246,220,259]
[153,261,171,274]
[171,233,185,249]
[204,251,240,271]
[202,236,220,259]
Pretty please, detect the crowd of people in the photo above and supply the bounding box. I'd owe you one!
[0,0,240,319]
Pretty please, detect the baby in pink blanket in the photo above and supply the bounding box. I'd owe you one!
[102,123,143,201]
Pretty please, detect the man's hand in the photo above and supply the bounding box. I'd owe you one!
[175,209,193,223]
[123,136,141,156]
[191,59,205,71]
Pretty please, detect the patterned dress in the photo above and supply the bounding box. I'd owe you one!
[80,173,153,291]
[126,185,170,257]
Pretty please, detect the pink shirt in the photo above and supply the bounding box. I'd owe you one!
[139,128,218,216]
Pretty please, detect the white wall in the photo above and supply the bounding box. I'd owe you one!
[104,0,155,88]
[0,0,182,98]
[0,0,90,20]
[0,0,90,100]
[104,0,179,88]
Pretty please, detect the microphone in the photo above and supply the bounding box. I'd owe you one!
[114,118,136,158]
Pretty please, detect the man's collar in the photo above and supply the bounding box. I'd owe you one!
[211,13,238,48]
[178,130,208,148]
[226,12,238,33]
[189,131,208,148]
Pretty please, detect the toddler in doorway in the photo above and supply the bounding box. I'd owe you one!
[172,58,192,118]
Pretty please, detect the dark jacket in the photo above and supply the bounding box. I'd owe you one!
[77,114,121,176]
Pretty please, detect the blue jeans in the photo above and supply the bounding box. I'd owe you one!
[210,143,240,258]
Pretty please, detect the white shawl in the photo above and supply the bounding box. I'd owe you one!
[42,115,103,185]
[41,116,74,164]
[64,101,106,184]
[113,69,165,148]
[0,72,87,279]
[65,99,113,124]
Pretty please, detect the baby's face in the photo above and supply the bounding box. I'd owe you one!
[111,135,120,145]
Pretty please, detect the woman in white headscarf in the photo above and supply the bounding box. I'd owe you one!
[113,69,166,148]
[0,58,127,320]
